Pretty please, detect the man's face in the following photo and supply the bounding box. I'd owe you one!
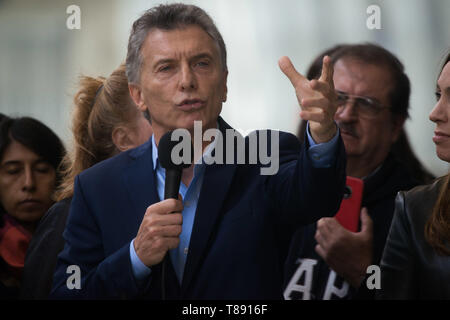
[130,25,228,141]
[333,58,404,175]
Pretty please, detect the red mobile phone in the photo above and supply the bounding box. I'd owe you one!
[334,177,364,232]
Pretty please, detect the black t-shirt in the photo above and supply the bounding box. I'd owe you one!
[283,154,421,300]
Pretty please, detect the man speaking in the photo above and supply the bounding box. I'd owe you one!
[51,3,346,299]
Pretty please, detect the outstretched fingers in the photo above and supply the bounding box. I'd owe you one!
[319,55,334,88]
[278,56,307,88]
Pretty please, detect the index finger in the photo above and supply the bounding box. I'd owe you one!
[278,56,307,87]
[147,198,183,215]
[319,55,334,88]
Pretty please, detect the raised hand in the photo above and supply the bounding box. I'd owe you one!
[279,55,338,143]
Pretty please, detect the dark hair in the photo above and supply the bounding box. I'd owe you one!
[0,115,65,225]
[330,43,410,119]
[306,45,345,80]
[390,130,434,184]
[0,113,10,222]
[126,3,227,84]
[0,116,65,172]
[425,51,450,256]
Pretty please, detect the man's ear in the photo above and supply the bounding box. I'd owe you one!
[112,126,135,152]
[391,115,406,143]
[129,83,147,112]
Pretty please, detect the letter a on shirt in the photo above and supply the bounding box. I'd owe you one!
[284,258,317,300]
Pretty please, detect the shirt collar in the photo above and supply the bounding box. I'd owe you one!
[151,122,219,171]
[151,135,159,170]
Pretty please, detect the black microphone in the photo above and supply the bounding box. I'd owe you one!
[157,130,192,300]
[158,130,192,199]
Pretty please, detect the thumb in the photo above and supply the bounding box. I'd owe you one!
[278,56,306,87]
[360,207,373,234]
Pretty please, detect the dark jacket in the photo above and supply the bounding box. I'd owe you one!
[20,198,72,299]
[50,118,346,299]
[283,154,421,300]
[379,177,450,299]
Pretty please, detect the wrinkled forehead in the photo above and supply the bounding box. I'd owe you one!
[333,58,394,100]
[140,25,222,65]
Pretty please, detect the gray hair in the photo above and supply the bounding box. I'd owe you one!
[126,3,227,84]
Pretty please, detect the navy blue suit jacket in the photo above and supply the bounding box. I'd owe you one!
[51,118,346,299]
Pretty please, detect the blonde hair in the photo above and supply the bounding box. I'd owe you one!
[55,64,141,201]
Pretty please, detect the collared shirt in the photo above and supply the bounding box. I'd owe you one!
[129,123,340,285]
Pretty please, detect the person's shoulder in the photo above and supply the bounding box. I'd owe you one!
[78,139,152,181]
[245,130,301,151]
[218,117,301,152]
[245,130,302,166]
[41,198,72,223]
[403,176,445,202]
[399,176,446,224]
[33,198,72,237]
[278,131,301,150]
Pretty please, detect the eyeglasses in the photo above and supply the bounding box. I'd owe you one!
[335,90,390,118]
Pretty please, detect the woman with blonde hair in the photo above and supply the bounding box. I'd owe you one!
[379,52,450,299]
[20,64,152,299]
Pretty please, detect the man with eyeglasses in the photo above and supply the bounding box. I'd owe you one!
[284,43,432,300]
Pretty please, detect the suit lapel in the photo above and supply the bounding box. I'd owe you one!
[120,123,240,295]
[121,142,160,227]
[182,118,238,293]
[122,141,185,298]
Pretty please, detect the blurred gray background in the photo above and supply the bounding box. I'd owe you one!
[0,0,449,176]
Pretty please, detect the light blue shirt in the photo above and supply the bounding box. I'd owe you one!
[129,123,340,285]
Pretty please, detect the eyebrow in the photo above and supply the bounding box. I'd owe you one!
[152,52,214,68]
[190,53,213,61]
[153,58,175,68]
[1,160,21,167]
[1,159,49,167]
[336,90,381,102]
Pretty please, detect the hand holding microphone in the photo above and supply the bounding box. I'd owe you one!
[134,130,192,267]
[134,198,183,267]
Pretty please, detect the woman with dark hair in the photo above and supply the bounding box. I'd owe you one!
[20,63,152,299]
[0,115,65,298]
[379,52,450,299]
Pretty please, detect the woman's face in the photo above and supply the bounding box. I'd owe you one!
[430,62,450,162]
[0,139,56,228]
